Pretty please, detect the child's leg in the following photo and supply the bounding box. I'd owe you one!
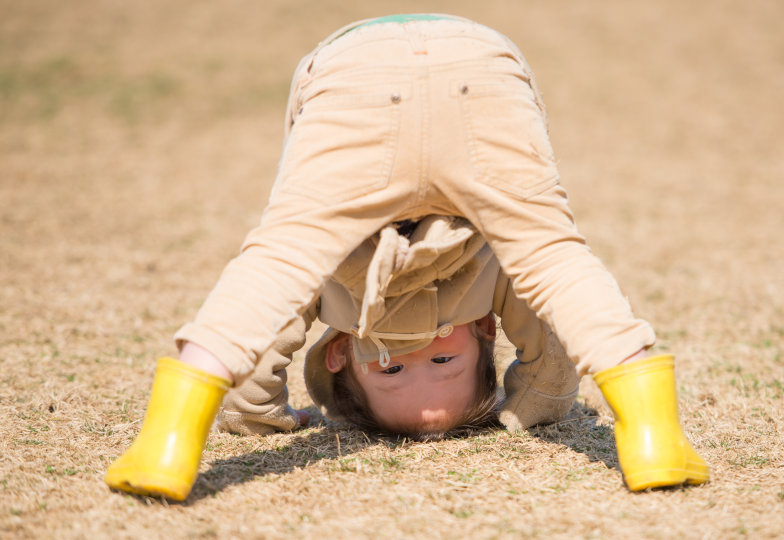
[427,57,654,374]
[107,39,417,499]
[104,358,230,500]
[107,195,403,500]
[174,57,418,381]
[107,321,318,499]
[179,342,234,381]
[109,187,409,501]
[453,183,656,373]
[594,356,710,490]
[427,36,706,488]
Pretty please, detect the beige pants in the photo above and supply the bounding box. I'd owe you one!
[176,17,654,383]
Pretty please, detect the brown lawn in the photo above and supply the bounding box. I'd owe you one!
[1,1,782,538]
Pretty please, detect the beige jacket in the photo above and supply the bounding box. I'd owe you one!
[217,216,580,434]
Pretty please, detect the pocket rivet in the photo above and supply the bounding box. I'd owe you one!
[390,93,401,103]
[460,85,469,95]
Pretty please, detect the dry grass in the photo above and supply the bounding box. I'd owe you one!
[2,0,783,538]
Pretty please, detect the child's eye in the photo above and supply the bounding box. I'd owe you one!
[382,365,403,375]
[431,356,453,364]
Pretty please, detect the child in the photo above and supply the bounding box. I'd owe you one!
[105,14,709,501]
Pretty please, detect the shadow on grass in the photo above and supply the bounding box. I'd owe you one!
[526,401,619,471]
[181,401,618,503]
[112,401,617,505]
[186,412,395,503]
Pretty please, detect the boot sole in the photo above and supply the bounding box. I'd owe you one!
[105,467,191,501]
[625,462,710,491]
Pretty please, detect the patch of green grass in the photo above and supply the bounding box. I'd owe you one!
[379,456,404,471]
[565,465,600,482]
[451,508,473,519]
[80,420,114,436]
[708,436,736,450]
[0,56,79,119]
[0,56,182,124]
[335,458,358,473]
[106,72,181,123]
[729,372,783,398]
[728,455,770,468]
[446,469,479,484]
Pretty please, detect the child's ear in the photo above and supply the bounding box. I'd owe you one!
[474,313,497,340]
[324,333,350,373]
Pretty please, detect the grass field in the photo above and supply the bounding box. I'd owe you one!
[1,0,783,538]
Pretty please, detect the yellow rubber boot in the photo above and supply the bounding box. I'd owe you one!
[593,354,710,491]
[105,357,231,501]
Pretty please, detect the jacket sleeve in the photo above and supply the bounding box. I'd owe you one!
[493,275,580,431]
[215,300,319,435]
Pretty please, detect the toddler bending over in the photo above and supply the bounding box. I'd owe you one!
[106,14,709,500]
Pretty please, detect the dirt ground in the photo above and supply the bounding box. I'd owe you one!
[1,0,783,538]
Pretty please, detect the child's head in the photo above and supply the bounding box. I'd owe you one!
[322,315,498,440]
